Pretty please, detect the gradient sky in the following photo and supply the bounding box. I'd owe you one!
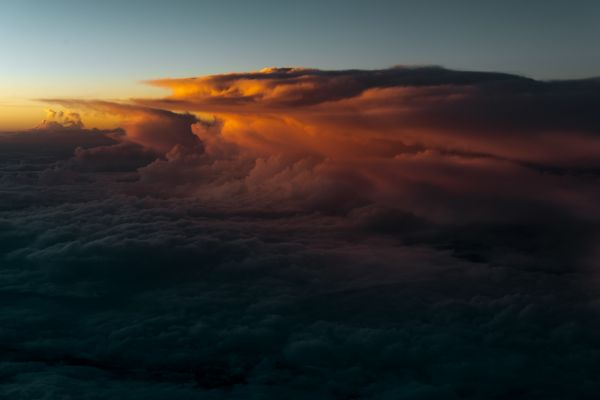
[1,0,599,129]
[3,2,600,397]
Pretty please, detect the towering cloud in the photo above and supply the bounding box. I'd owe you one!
[35,109,84,130]
[35,67,600,259]
[29,68,600,263]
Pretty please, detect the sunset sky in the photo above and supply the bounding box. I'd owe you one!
[2,1,600,399]
[2,0,600,130]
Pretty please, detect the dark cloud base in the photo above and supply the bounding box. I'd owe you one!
[3,65,600,399]
[1,133,599,400]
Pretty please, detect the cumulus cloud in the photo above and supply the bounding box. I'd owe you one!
[2,66,600,398]
[35,109,84,130]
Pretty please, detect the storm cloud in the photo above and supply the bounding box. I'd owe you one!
[2,66,600,399]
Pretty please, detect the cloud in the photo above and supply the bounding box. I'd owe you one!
[140,67,600,167]
[40,100,203,155]
[33,67,600,267]
[35,109,84,130]
[34,67,600,264]
[1,188,598,398]
[145,66,526,108]
[2,66,600,398]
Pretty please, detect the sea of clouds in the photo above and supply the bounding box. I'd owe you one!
[1,67,600,399]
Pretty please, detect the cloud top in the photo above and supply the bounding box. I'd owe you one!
[35,109,84,130]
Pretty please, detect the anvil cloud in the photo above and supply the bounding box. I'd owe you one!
[143,67,600,164]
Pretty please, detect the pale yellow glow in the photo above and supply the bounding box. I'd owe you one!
[0,101,45,131]
[0,76,168,131]
[0,100,124,131]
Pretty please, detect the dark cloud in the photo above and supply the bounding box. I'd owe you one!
[2,66,600,398]
[70,143,158,172]
[2,189,599,398]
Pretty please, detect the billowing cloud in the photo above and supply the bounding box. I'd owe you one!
[2,66,600,398]
[140,67,600,168]
[35,109,84,130]
[41,100,203,155]
[34,67,600,263]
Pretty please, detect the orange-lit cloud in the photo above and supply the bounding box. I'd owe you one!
[40,100,201,155]
[135,67,600,168]
[35,109,84,130]
[38,67,600,225]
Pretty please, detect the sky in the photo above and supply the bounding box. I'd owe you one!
[1,0,599,129]
[2,2,600,399]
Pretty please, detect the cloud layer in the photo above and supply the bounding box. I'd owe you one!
[2,66,600,398]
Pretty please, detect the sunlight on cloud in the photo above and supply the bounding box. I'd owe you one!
[2,66,600,398]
